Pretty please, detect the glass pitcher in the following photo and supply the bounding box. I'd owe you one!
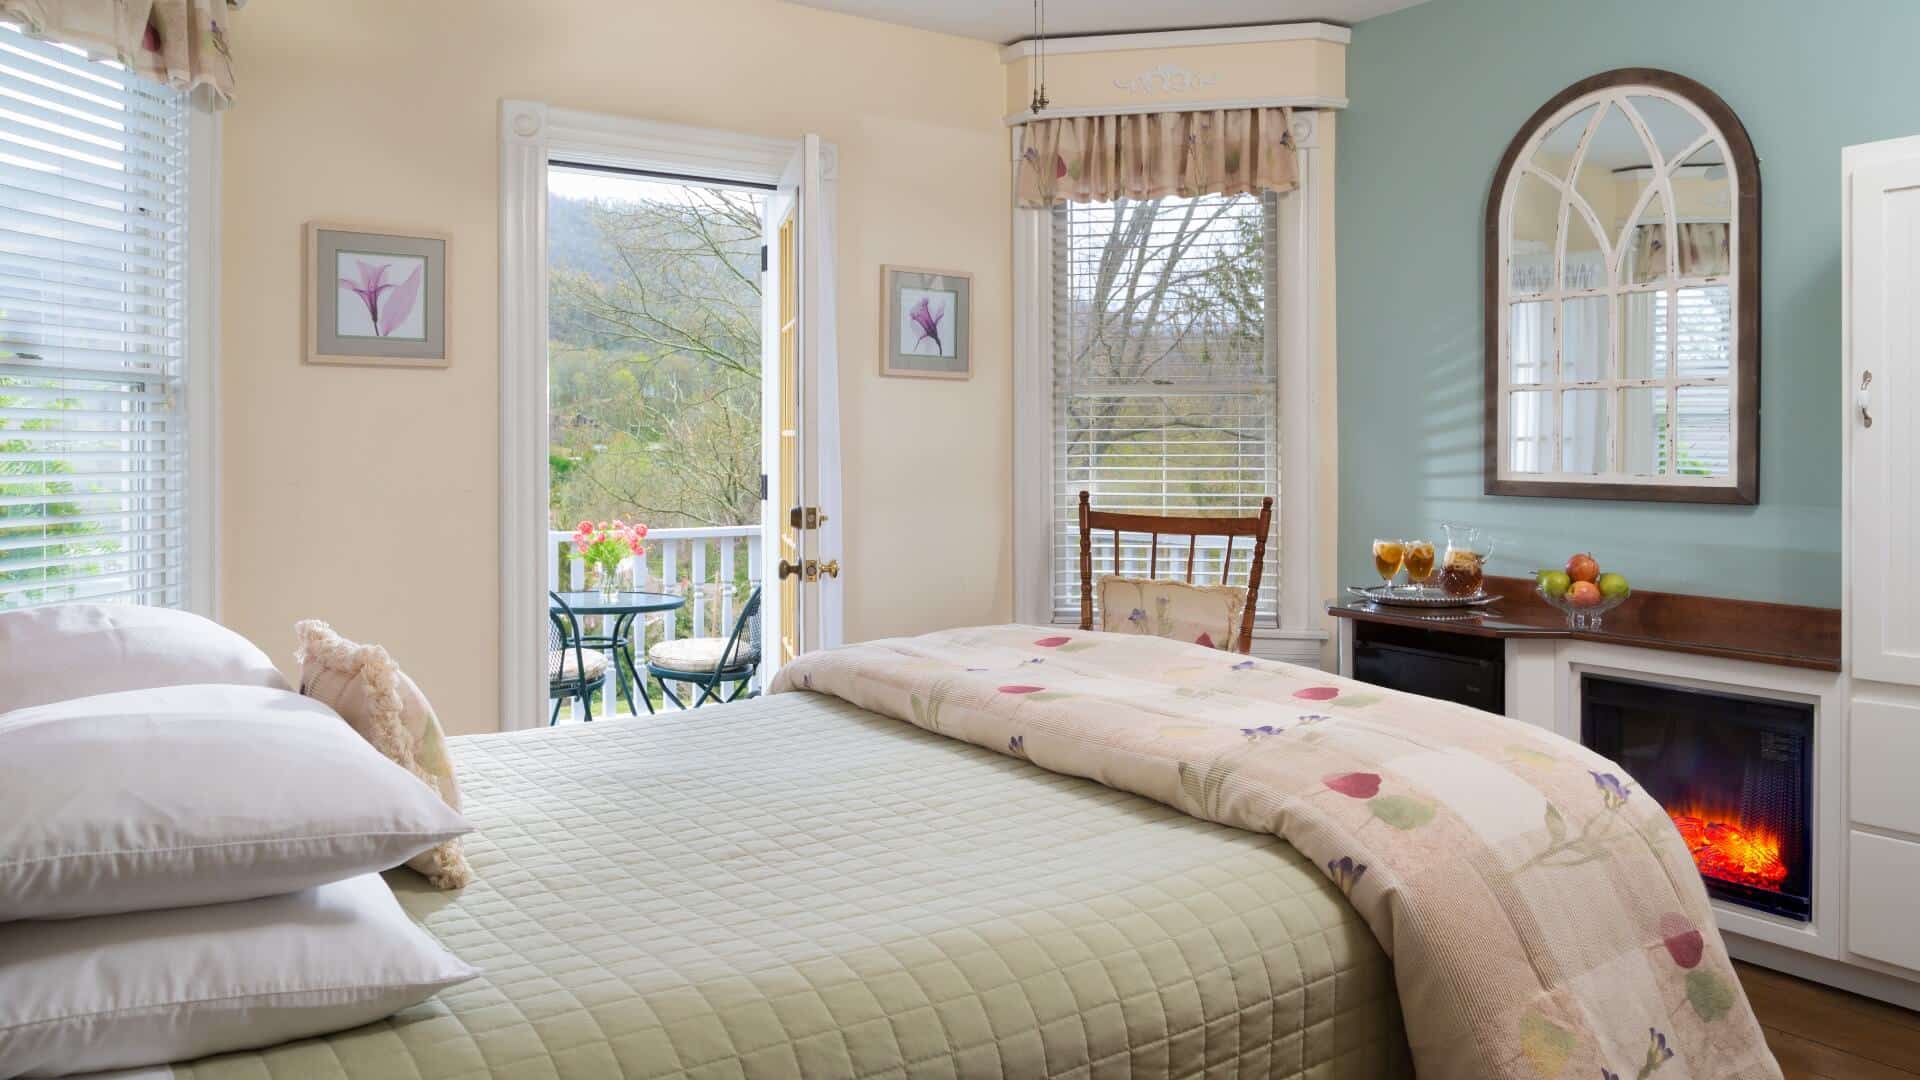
[1439,523,1494,597]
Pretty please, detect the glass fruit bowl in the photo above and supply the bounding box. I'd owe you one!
[1536,582,1629,630]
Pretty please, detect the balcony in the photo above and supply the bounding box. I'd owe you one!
[547,524,762,719]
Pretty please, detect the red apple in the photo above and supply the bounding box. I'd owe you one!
[1568,580,1603,608]
[1566,552,1600,583]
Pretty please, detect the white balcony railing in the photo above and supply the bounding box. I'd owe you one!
[547,524,762,718]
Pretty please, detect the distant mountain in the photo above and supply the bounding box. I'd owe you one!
[547,195,621,283]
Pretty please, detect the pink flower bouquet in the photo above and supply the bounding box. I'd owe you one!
[573,519,647,596]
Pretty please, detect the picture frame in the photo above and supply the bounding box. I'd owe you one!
[304,221,450,368]
[880,264,971,379]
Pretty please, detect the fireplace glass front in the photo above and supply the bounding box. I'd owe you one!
[1581,674,1813,922]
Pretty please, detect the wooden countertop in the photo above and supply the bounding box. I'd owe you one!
[1327,575,1842,672]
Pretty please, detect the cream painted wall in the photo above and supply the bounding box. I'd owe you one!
[220,0,1012,734]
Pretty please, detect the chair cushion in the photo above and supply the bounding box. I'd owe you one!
[1096,576,1247,651]
[648,636,758,675]
[294,620,471,890]
[550,648,608,682]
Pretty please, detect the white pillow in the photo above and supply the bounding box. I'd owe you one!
[0,872,478,1077]
[0,684,472,921]
[0,603,289,713]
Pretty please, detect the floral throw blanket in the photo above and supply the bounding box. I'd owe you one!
[769,626,1781,1080]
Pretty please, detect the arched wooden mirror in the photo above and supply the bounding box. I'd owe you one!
[1485,68,1759,503]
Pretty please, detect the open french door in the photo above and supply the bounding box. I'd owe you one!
[760,134,843,676]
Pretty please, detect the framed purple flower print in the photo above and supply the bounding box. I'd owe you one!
[305,222,450,368]
[881,265,970,379]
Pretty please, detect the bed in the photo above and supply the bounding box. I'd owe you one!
[159,691,1410,1078]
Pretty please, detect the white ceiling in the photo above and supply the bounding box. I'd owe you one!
[785,0,1431,45]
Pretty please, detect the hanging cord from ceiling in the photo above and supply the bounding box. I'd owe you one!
[1029,0,1049,113]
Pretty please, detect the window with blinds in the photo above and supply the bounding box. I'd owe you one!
[1051,192,1280,625]
[0,26,192,610]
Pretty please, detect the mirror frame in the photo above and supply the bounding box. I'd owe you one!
[1483,68,1760,504]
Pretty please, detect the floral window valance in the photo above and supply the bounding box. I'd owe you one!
[1016,107,1298,208]
[0,0,240,110]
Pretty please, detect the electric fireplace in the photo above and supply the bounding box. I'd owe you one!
[1581,674,1813,922]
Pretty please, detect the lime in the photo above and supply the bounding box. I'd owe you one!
[1598,572,1631,600]
[1537,569,1572,598]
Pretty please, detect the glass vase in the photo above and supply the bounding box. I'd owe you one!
[593,562,625,602]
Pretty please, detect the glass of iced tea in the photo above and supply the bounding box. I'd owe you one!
[1402,539,1436,591]
[1372,539,1405,589]
[1439,524,1493,597]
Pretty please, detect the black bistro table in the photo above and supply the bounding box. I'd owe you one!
[550,590,686,716]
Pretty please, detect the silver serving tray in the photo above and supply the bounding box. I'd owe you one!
[1347,584,1500,609]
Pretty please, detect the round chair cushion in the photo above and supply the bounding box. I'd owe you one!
[550,648,608,682]
[647,637,758,675]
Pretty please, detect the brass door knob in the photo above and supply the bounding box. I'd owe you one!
[819,559,840,578]
[777,559,804,580]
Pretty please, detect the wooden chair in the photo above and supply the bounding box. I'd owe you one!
[1077,490,1274,655]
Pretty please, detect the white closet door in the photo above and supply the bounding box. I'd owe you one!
[1849,153,1920,684]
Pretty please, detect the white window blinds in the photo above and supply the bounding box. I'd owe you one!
[0,26,192,610]
[1051,192,1280,625]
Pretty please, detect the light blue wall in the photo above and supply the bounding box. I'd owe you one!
[1337,0,1920,607]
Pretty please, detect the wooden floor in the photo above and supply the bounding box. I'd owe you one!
[1740,961,1920,1078]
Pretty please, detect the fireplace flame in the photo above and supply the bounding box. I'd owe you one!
[1668,804,1789,892]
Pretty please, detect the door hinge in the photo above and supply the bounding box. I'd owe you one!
[760,244,768,273]
[760,473,769,500]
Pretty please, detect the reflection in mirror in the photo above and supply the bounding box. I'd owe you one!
[1510,173,1559,294]
[1626,94,1704,168]
[1509,390,1551,473]
[1675,284,1732,377]
[1529,104,1596,182]
[1563,204,1605,290]
[1488,72,1754,501]
[1674,142,1733,278]
[1562,296,1608,382]
[1509,301,1553,384]
[1619,386,1666,475]
[1674,387,1731,476]
[1621,188,1670,285]
[1618,291,1667,380]
[1561,389,1610,474]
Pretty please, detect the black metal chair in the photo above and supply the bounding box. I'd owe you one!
[549,590,607,724]
[647,585,762,709]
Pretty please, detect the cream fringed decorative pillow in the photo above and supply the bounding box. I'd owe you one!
[1097,576,1247,651]
[293,620,471,889]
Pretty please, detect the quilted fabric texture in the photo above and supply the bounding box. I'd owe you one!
[170,694,1409,1079]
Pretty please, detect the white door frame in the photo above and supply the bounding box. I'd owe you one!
[497,101,837,730]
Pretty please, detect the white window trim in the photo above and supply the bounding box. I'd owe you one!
[1010,110,1327,665]
[186,108,220,619]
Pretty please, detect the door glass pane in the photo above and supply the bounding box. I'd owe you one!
[1675,284,1732,379]
[1619,387,1666,476]
[1509,390,1552,473]
[1509,301,1553,384]
[1561,389,1611,474]
[1674,387,1731,477]
[1510,173,1559,295]
[1562,296,1608,382]
[1618,291,1666,379]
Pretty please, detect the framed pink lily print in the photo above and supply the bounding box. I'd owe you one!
[880,265,970,379]
[305,222,450,368]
